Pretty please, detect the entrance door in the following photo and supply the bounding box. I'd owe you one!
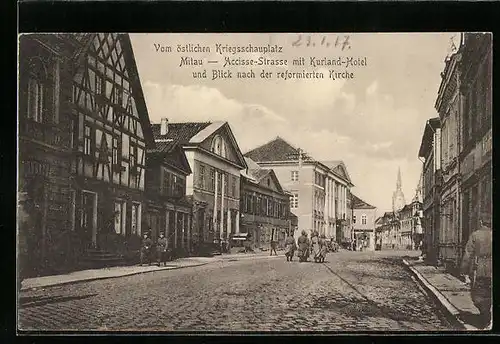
[81,191,97,248]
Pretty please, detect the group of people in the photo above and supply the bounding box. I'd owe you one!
[284,230,329,263]
[140,232,172,266]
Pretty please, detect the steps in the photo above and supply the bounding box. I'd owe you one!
[79,249,126,269]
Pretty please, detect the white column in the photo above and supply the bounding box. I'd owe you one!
[220,173,225,239]
[227,209,232,239]
[213,170,218,234]
[235,210,240,234]
[324,179,329,227]
[187,213,191,253]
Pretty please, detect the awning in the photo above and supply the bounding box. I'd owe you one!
[232,233,249,241]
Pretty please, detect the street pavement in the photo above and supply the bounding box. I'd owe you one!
[18,250,458,332]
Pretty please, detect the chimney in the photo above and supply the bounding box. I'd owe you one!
[160,118,169,136]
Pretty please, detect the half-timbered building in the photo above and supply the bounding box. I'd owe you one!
[70,33,155,254]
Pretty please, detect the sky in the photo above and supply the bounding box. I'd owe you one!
[130,33,458,215]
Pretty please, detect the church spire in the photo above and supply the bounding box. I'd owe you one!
[396,166,402,190]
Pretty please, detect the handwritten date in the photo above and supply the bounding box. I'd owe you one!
[292,34,351,50]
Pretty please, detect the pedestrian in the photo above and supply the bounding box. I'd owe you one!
[270,238,278,256]
[156,232,168,266]
[297,230,310,262]
[460,211,492,330]
[284,231,297,262]
[140,232,153,266]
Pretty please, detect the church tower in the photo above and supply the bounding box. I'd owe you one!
[392,167,406,212]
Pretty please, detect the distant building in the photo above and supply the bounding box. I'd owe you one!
[244,137,353,242]
[398,199,423,250]
[239,157,292,250]
[375,211,400,250]
[418,117,442,264]
[351,194,377,251]
[152,120,247,252]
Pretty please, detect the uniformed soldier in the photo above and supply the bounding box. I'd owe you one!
[460,210,492,329]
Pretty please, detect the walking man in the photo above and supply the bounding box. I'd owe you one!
[140,233,153,266]
[460,211,492,330]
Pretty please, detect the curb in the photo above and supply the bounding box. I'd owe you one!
[402,259,478,331]
[20,254,284,291]
[20,262,210,292]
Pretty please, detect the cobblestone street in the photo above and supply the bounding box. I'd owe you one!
[18,251,457,332]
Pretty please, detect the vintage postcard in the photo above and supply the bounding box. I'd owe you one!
[17,32,492,332]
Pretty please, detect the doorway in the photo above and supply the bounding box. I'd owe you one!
[80,190,98,248]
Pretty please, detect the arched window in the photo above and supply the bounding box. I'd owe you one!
[27,57,51,123]
[210,135,227,158]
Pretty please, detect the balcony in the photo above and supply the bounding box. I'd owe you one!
[20,118,69,150]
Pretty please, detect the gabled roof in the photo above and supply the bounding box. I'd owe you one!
[152,121,246,168]
[351,194,376,210]
[322,160,352,184]
[418,117,441,158]
[244,136,313,162]
[147,142,192,175]
[241,157,285,194]
[152,122,212,144]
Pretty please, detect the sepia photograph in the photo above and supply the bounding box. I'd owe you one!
[17,32,492,332]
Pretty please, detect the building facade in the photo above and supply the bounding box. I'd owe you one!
[239,158,291,250]
[145,138,192,255]
[152,120,247,252]
[351,194,377,251]
[375,212,400,250]
[458,33,492,266]
[398,200,423,250]
[19,33,156,274]
[418,117,442,264]
[435,48,462,267]
[244,137,353,243]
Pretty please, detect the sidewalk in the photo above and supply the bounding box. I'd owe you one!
[403,258,483,331]
[20,251,284,291]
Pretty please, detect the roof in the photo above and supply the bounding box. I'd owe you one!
[245,137,353,185]
[418,117,441,158]
[244,136,313,162]
[351,194,376,209]
[152,122,212,143]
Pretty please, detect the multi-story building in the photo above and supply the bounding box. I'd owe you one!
[418,117,442,264]
[152,119,247,252]
[244,137,353,242]
[435,46,463,267]
[239,157,292,250]
[375,211,399,250]
[398,199,423,250]
[145,126,192,254]
[458,33,492,264]
[351,194,377,251]
[19,34,73,275]
[19,33,156,274]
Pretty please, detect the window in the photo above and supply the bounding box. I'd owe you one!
[290,193,299,209]
[27,78,44,123]
[114,200,126,235]
[211,135,227,158]
[362,214,367,225]
[210,168,215,191]
[84,125,92,155]
[199,164,206,189]
[291,171,299,181]
[353,215,356,223]
[129,144,137,168]
[231,176,236,197]
[131,202,141,236]
[112,137,120,165]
